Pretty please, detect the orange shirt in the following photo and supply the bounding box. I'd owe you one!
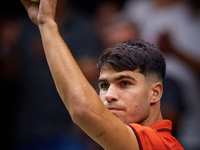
[128,120,184,150]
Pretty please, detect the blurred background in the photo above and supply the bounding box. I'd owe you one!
[0,0,200,150]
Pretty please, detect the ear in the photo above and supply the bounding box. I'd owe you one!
[149,82,163,104]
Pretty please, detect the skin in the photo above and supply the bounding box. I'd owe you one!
[20,0,163,149]
[98,66,163,126]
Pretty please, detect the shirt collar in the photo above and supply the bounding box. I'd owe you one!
[150,119,172,133]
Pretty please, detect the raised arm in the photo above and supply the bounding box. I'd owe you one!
[20,0,139,149]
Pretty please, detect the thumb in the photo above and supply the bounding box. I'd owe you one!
[20,0,40,25]
[20,0,33,12]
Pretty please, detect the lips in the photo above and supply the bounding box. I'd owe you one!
[108,107,123,113]
[108,107,121,110]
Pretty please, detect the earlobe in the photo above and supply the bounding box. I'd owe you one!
[150,82,163,104]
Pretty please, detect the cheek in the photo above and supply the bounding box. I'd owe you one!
[126,88,148,105]
[124,90,150,122]
[126,101,149,124]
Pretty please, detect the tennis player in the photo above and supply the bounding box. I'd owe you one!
[20,0,184,149]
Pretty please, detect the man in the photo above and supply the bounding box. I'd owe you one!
[20,0,184,149]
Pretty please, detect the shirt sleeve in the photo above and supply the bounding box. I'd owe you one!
[127,124,183,150]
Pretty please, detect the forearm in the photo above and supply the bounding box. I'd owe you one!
[38,21,99,115]
[37,22,122,148]
[21,0,103,119]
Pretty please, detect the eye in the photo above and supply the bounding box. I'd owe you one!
[121,81,131,87]
[99,83,110,90]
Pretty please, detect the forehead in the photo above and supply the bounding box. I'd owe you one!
[99,65,145,82]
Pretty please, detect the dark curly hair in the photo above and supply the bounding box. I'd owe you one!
[97,39,166,82]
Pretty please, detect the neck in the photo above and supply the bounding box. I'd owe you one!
[142,103,163,126]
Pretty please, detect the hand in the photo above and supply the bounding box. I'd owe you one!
[20,0,57,26]
[158,32,175,54]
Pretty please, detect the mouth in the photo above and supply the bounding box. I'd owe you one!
[108,107,123,113]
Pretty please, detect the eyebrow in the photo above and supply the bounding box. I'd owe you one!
[115,75,136,82]
[98,75,136,84]
[97,79,108,84]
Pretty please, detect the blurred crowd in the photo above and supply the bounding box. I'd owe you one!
[1,0,200,149]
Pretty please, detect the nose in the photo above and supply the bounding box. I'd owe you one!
[105,84,119,102]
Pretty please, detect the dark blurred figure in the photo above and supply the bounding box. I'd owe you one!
[93,1,122,32]
[186,0,200,16]
[100,18,139,49]
[14,0,101,149]
[0,16,22,150]
[92,0,128,54]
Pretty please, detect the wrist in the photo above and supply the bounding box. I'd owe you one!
[38,20,58,32]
